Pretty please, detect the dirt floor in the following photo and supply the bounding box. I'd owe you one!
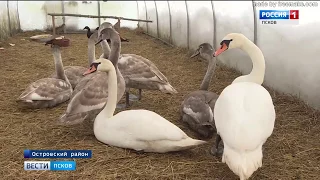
[0,28,319,180]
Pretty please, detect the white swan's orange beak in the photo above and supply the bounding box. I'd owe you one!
[214,43,228,57]
[83,66,97,76]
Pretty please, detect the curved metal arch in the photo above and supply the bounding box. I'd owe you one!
[252,0,258,45]
[167,1,172,44]
[144,0,149,33]
[136,1,139,28]
[154,1,159,38]
[211,1,217,49]
[185,0,190,49]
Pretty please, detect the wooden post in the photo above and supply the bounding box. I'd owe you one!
[16,1,21,32]
[136,1,140,28]
[52,16,56,35]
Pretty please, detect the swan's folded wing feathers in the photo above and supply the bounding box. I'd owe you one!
[65,73,109,115]
[182,95,214,124]
[19,78,71,101]
[119,54,169,84]
[215,83,275,151]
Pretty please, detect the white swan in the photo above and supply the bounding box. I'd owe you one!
[83,57,206,153]
[17,38,73,108]
[97,22,177,107]
[59,27,126,125]
[212,33,276,180]
[180,43,219,139]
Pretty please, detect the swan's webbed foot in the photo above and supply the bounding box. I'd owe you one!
[116,103,127,109]
[129,94,139,101]
[210,134,224,157]
[210,145,224,157]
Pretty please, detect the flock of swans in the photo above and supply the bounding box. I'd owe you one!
[17,22,276,180]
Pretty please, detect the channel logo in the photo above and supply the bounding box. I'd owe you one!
[259,10,299,25]
[24,161,76,171]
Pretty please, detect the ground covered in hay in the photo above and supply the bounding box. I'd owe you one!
[0,28,319,180]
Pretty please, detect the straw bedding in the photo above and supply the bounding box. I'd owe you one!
[0,28,319,179]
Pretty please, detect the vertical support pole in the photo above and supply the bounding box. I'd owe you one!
[98,0,101,26]
[136,1,140,28]
[167,1,172,44]
[16,0,21,32]
[211,1,217,49]
[252,0,257,45]
[7,0,12,36]
[144,1,148,33]
[61,1,66,33]
[185,0,190,49]
[52,16,56,35]
[154,1,159,38]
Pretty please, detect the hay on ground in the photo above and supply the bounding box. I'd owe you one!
[0,28,319,179]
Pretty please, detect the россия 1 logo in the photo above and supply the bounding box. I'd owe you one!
[259,10,299,25]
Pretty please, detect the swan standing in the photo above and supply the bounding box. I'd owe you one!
[59,27,126,125]
[212,33,276,180]
[83,58,206,153]
[96,22,177,107]
[17,38,73,108]
[180,43,219,139]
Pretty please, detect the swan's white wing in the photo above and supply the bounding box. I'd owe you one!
[214,82,275,150]
[110,109,188,141]
[18,78,71,101]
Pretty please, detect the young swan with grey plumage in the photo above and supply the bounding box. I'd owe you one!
[58,27,126,125]
[180,43,219,139]
[95,22,178,107]
[17,44,73,108]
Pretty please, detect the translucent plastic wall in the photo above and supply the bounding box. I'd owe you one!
[0,1,19,40]
[1,1,320,110]
[138,1,320,110]
[18,1,137,31]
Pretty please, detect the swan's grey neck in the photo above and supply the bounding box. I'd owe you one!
[100,40,111,59]
[108,32,121,68]
[88,38,96,65]
[100,65,118,118]
[52,46,71,85]
[233,39,265,85]
[200,54,216,91]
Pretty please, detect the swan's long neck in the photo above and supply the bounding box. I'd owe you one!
[88,38,96,65]
[100,40,111,59]
[108,30,123,80]
[52,46,71,85]
[100,65,118,118]
[200,54,216,91]
[109,33,121,67]
[234,39,265,85]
